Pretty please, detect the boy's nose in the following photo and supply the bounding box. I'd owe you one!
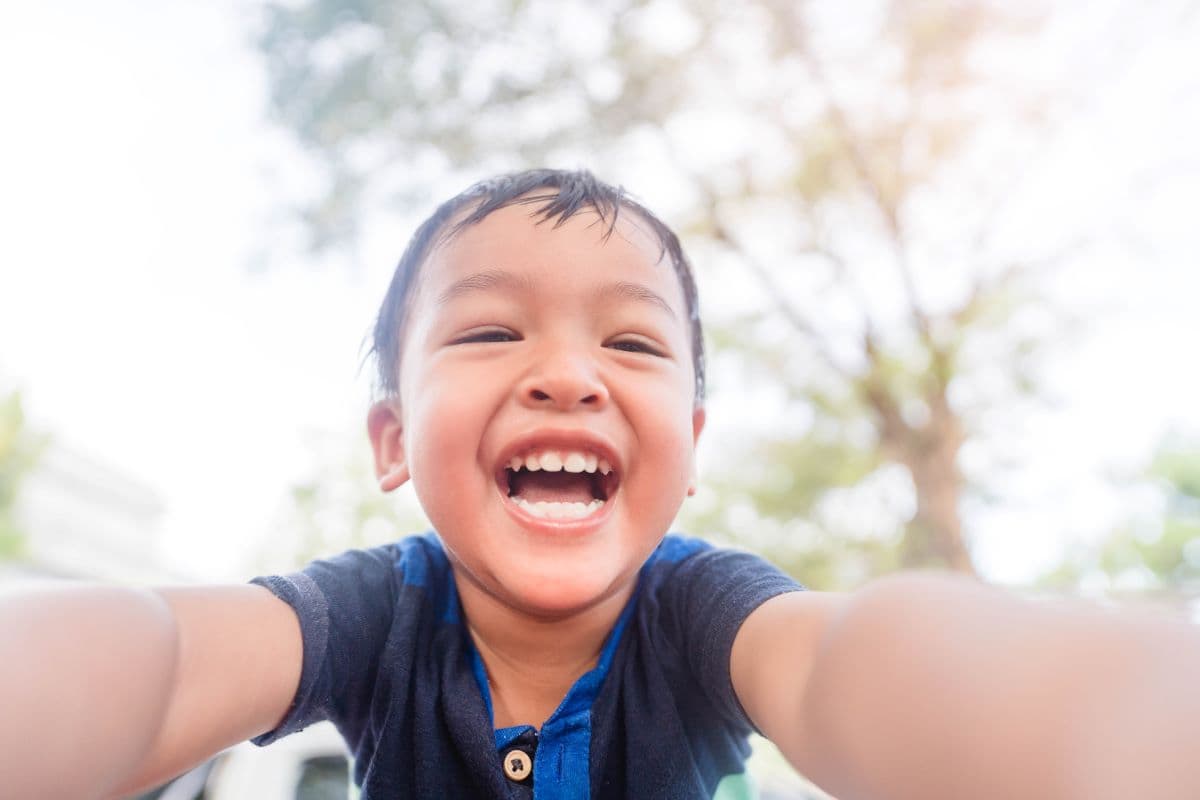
[518,353,609,411]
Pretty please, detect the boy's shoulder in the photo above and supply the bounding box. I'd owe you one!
[647,532,715,564]
[291,531,447,583]
[639,533,799,590]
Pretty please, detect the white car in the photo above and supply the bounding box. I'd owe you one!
[135,722,354,800]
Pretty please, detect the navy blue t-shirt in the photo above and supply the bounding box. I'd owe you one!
[251,533,801,799]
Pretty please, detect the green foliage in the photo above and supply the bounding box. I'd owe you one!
[1153,448,1200,503]
[256,0,1044,252]
[1043,439,1200,593]
[0,390,47,560]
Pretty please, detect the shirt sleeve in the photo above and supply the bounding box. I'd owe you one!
[663,545,804,730]
[249,543,401,745]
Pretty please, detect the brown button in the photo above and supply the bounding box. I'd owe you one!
[503,748,532,782]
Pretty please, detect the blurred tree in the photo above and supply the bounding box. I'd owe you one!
[0,389,47,559]
[1044,439,1200,597]
[257,0,1091,583]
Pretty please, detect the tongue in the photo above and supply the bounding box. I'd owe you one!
[510,471,596,504]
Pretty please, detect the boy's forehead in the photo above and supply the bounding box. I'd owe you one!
[421,201,676,296]
[441,200,663,259]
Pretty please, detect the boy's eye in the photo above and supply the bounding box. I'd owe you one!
[606,337,665,357]
[451,328,518,345]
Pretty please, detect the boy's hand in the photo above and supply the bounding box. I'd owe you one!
[0,586,177,799]
[0,583,302,799]
[732,573,1200,800]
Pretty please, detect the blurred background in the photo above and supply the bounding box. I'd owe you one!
[2,0,1199,796]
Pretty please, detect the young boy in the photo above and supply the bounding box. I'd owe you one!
[2,169,1199,800]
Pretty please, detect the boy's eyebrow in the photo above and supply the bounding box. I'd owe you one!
[599,281,677,319]
[436,270,677,319]
[436,269,533,305]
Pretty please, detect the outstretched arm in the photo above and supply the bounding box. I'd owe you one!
[732,573,1200,800]
[0,582,302,800]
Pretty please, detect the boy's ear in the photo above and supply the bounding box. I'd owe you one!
[688,406,706,497]
[367,401,410,493]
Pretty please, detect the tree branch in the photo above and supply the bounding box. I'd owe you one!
[698,191,855,383]
[792,4,940,363]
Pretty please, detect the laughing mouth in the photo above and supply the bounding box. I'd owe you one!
[500,446,619,521]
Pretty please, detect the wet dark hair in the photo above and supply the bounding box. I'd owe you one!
[369,168,706,403]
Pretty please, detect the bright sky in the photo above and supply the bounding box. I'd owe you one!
[1,0,1198,583]
[0,0,387,578]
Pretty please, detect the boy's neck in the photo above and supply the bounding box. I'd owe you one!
[456,574,635,730]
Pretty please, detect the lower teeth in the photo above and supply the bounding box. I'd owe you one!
[513,498,604,520]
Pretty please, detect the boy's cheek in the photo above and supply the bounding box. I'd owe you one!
[633,414,702,497]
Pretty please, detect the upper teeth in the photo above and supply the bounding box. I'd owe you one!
[508,449,612,475]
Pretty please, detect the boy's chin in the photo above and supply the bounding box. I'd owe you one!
[496,567,635,620]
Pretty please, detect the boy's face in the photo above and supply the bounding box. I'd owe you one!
[369,201,704,618]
